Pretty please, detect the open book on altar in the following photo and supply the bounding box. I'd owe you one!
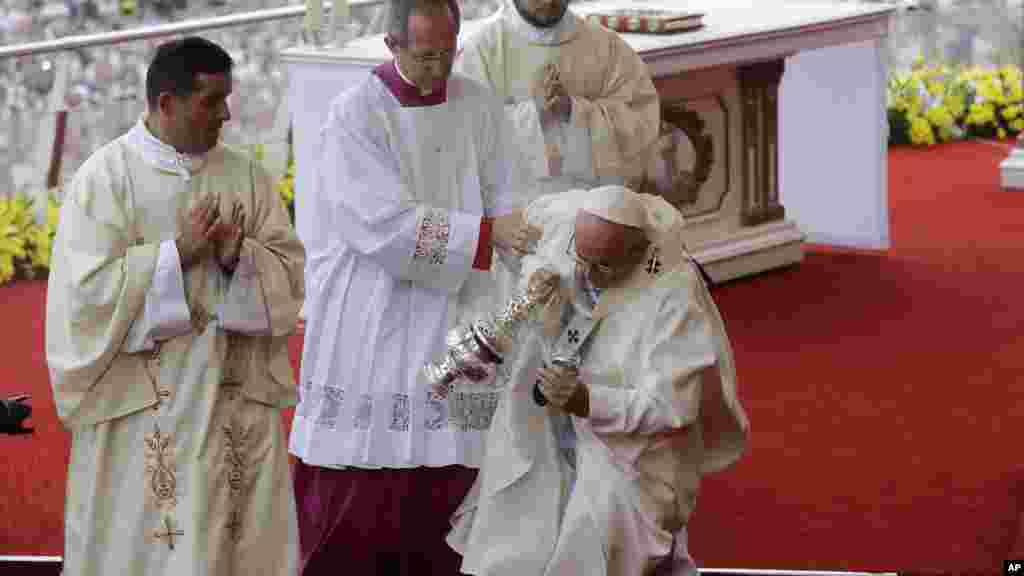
[574,1,704,34]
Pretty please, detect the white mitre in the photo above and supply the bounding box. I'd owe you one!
[577,185,686,251]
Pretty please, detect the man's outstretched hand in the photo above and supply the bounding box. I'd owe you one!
[493,211,542,256]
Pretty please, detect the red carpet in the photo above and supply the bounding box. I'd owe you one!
[2,140,1023,573]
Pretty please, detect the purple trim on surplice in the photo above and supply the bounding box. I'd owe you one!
[373,61,448,107]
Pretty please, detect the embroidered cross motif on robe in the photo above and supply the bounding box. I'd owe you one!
[156,387,171,407]
[223,421,249,541]
[223,423,248,492]
[226,509,244,541]
[154,515,184,550]
[646,252,662,276]
[145,423,177,510]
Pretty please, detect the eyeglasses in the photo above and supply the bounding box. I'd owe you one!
[397,45,455,65]
[410,49,454,64]
[386,33,456,65]
[565,232,614,276]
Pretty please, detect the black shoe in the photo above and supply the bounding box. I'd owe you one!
[0,394,33,435]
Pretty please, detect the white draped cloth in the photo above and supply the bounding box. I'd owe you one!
[448,189,750,576]
[288,71,530,469]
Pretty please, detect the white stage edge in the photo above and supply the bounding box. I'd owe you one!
[0,557,902,576]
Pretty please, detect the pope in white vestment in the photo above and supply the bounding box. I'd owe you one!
[455,0,661,198]
[447,186,750,575]
[46,116,306,575]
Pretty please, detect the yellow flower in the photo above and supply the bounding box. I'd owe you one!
[978,79,1003,103]
[0,197,30,285]
[909,115,935,146]
[1000,66,1021,86]
[926,105,956,142]
[905,98,920,116]
[27,196,60,270]
[25,227,49,270]
[277,161,295,208]
[1008,82,1024,103]
[0,193,64,283]
[1011,118,1024,132]
[999,127,1008,139]
[945,93,966,118]
[47,195,60,228]
[966,102,996,127]
[925,104,953,127]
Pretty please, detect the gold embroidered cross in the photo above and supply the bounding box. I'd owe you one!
[145,423,178,508]
[156,389,171,407]
[154,516,184,550]
[646,252,662,276]
[226,509,243,540]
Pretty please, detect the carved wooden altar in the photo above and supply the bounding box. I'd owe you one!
[282,0,897,282]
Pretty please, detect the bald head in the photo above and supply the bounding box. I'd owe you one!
[386,0,459,46]
[384,0,459,94]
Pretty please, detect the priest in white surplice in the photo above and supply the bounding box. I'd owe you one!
[446,185,750,575]
[287,0,537,573]
[46,37,305,576]
[455,0,661,198]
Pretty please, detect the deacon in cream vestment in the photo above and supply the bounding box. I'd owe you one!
[46,38,305,576]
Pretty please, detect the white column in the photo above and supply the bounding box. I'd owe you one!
[779,38,890,249]
[999,0,1024,190]
[999,138,1024,190]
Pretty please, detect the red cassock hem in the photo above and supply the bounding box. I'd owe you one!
[292,459,477,575]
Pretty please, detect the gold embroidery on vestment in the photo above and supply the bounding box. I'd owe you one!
[144,423,178,510]
[223,420,250,541]
[153,515,184,550]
